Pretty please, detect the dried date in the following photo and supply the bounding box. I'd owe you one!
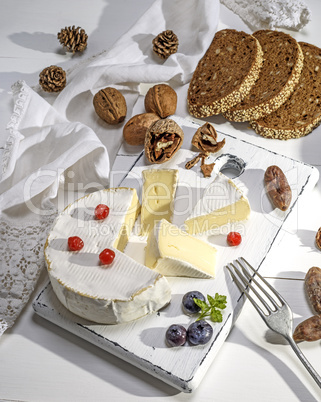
[305,266,321,314]
[264,165,292,211]
[315,227,321,250]
[293,315,321,342]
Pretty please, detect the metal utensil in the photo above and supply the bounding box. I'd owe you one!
[226,257,321,388]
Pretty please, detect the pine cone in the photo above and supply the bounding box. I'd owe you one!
[152,30,178,60]
[57,25,88,53]
[39,65,66,93]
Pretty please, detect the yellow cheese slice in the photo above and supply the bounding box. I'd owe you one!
[141,169,178,235]
[145,219,216,278]
[185,172,250,235]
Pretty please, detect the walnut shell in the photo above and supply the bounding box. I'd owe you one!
[192,123,225,153]
[123,113,160,146]
[145,119,184,164]
[144,84,177,118]
[93,87,127,124]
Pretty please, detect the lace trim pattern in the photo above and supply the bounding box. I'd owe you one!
[1,81,29,180]
[0,213,56,335]
[220,0,311,31]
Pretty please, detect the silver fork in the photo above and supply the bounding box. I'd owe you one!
[226,257,321,389]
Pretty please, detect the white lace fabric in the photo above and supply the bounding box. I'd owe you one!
[220,0,311,31]
[0,213,56,336]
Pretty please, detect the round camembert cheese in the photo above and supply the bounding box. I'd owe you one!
[45,188,171,324]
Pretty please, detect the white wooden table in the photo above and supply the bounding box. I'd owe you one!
[1,1,321,401]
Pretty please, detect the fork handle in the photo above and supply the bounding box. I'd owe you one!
[286,336,321,388]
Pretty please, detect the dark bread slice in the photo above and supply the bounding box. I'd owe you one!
[187,29,263,118]
[224,30,304,122]
[250,42,321,140]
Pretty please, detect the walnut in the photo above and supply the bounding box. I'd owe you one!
[192,123,225,153]
[145,84,177,118]
[145,119,184,164]
[93,87,127,124]
[123,113,160,146]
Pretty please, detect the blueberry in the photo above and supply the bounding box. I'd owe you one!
[182,291,206,315]
[165,324,187,347]
[187,320,213,345]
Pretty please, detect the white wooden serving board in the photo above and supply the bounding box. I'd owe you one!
[33,120,319,393]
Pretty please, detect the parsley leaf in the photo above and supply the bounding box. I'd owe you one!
[193,293,227,323]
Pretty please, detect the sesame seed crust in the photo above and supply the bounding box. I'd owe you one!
[187,29,264,118]
[250,42,321,140]
[223,31,304,122]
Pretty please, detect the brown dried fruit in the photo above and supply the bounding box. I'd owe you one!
[145,119,184,164]
[293,315,321,342]
[264,165,292,211]
[93,87,127,124]
[123,113,160,146]
[305,266,321,314]
[316,228,321,250]
[145,84,177,119]
[192,123,225,153]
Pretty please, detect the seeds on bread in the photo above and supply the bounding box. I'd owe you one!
[250,42,321,140]
[224,30,304,122]
[187,29,264,118]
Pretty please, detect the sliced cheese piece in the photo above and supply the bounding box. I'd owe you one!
[145,219,216,278]
[184,172,250,235]
[141,169,178,235]
[44,187,171,324]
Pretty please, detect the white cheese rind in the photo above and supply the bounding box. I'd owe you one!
[45,188,171,324]
[145,219,216,278]
[184,172,250,235]
[48,247,171,324]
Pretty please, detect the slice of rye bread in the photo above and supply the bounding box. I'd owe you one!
[187,29,264,118]
[223,30,304,122]
[250,42,321,140]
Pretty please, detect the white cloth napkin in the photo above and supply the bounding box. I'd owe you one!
[0,0,220,335]
[220,0,311,31]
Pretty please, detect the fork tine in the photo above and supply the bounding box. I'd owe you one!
[236,260,280,311]
[232,262,277,313]
[226,264,266,320]
[239,257,287,306]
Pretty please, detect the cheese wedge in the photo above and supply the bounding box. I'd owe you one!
[44,188,171,324]
[185,172,250,235]
[145,219,216,278]
[141,169,178,235]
